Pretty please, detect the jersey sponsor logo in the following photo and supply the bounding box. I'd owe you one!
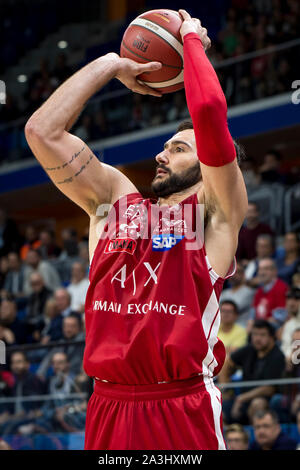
[152,234,184,251]
[104,238,137,255]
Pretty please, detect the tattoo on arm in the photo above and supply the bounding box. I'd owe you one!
[45,145,86,171]
[56,153,94,185]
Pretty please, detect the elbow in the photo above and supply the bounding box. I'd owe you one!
[190,96,227,122]
[24,117,43,141]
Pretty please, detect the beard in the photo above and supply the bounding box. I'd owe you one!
[151,161,201,197]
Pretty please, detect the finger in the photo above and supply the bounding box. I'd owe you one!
[136,79,163,97]
[178,9,191,21]
[192,18,202,27]
[137,61,162,74]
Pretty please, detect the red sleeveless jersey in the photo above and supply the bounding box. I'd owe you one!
[83,192,235,385]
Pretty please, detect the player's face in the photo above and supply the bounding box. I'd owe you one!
[152,129,201,197]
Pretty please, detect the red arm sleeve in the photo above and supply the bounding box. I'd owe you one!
[183,32,236,167]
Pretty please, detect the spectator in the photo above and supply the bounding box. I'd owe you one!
[37,313,84,378]
[250,409,297,450]
[220,262,255,326]
[218,301,248,354]
[252,258,289,328]
[0,351,45,435]
[19,225,41,261]
[244,234,275,287]
[25,272,53,341]
[236,202,273,262]
[0,209,21,257]
[273,327,300,422]
[275,232,300,285]
[239,156,260,189]
[219,320,285,424]
[0,320,15,346]
[67,262,89,313]
[59,228,79,259]
[0,256,9,290]
[292,272,300,289]
[54,288,80,318]
[0,298,28,344]
[280,288,300,358]
[40,297,63,344]
[224,423,249,450]
[258,149,286,184]
[38,229,61,260]
[23,249,61,295]
[78,241,90,276]
[3,252,26,299]
[32,352,82,433]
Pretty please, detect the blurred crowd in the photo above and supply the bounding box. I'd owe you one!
[0,197,299,448]
[1,0,300,165]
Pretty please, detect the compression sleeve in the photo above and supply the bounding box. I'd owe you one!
[183,32,236,167]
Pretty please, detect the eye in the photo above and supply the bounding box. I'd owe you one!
[175,146,184,152]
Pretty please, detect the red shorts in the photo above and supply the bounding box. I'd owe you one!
[84,375,226,450]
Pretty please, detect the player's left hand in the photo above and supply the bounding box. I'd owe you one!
[179,9,211,50]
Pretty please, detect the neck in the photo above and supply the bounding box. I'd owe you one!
[257,341,274,358]
[220,323,234,333]
[157,181,202,207]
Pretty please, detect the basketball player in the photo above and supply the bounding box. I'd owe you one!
[25,10,248,449]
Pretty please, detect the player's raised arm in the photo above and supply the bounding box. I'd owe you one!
[179,9,248,229]
[179,9,248,276]
[25,53,162,216]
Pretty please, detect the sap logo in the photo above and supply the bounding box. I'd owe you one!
[105,238,137,255]
[152,234,184,251]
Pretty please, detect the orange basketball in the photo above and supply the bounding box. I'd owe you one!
[120,9,184,94]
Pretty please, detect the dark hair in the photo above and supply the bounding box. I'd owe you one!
[286,287,300,300]
[252,319,276,338]
[253,409,279,424]
[10,350,29,363]
[220,300,239,314]
[64,312,82,329]
[176,119,245,165]
[224,424,249,444]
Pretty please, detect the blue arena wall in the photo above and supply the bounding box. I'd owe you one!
[0,93,298,194]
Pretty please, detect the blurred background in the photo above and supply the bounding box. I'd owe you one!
[0,0,299,451]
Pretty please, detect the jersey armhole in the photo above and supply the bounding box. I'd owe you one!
[204,248,237,285]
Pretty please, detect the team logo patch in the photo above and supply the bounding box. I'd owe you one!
[105,238,137,255]
[152,234,184,251]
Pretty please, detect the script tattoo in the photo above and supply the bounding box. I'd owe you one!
[45,145,86,171]
[56,153,94,185]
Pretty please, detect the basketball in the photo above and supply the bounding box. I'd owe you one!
[120,9,184,94]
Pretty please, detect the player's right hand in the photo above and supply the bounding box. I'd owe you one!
[114,55,163,97]
[179,9,211,50]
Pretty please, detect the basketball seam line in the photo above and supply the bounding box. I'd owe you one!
[121,40,181,69]
[138,14,183,52]
[129,18,183,65]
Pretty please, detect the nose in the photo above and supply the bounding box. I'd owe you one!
[155,150,169,165]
